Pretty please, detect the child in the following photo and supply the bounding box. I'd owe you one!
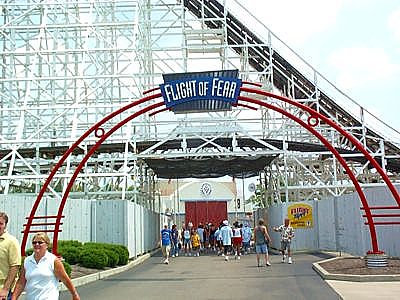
[191,229,201,257]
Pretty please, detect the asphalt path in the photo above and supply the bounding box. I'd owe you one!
[60,251,340,300]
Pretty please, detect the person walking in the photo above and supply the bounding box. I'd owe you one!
[214,224,223,256]
[170,224,179,258]
[232,222,242,260]
[254,218,272,267]
[273,218,295,264]
[160,223,172,264]
[219,220,233,261]
[182,224,192,256]
[241,223,252,255]
[208,223,217,253]
[11,232,80,300]
[203,223,210,253]
[0,212,21,300]
[196,223,205,253]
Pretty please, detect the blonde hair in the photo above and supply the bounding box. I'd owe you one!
[32,232,51,245]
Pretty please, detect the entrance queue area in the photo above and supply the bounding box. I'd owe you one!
[159,218,294,267]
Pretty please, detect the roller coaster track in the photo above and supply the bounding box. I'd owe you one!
[183,0,400,169]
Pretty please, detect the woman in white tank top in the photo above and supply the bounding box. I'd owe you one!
[11,232,80,300]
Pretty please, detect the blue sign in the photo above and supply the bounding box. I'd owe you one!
[160,76,242,109]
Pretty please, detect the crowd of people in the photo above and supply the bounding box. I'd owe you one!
[0,211,80,300]
[160,217,295,267]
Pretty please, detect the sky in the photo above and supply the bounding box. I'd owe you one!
[243,0,400,135]
[227,0,400,198]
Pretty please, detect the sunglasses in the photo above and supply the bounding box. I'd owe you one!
[32,241,45,245]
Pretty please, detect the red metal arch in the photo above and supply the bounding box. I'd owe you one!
[21,93,162,255]
[241,87,400,207]
[22,88,399,256]
[239,95,381,252]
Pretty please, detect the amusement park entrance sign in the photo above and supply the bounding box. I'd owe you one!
[160,70,242,112]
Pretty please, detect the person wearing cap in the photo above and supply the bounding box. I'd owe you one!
[219,220,233,261]
[160,223,172,264]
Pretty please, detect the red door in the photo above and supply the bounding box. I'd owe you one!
[185,201,227,227]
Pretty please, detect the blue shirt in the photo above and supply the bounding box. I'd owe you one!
[161,228,172,246]
[242,226,252,242]
[171,228,179,243]
[220,225,233,246]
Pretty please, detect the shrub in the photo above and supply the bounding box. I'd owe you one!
[82,242,129,266]
[58,246,82,265]
[113,245,129,265]
[62,260,72,277]
[79,248,108,269]
[58,240,82,248]
[26,240,130,270]
[104,249,119,267]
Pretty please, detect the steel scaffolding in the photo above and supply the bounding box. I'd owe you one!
[1,0,399,207]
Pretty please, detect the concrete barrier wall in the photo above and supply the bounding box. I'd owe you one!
[0,195,159,258]
[259,185,400,257]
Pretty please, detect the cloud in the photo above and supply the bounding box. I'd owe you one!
[387,7,400,40]
[328,47,398,89]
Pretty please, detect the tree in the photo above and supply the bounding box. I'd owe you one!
[248,183,267,208]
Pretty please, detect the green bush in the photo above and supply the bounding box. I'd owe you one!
[79,248,108,269]
[82,242,129,266]
[114,245,129,265]
[58,240,82,248]
[62,260,72,277]
[25,240,129,270]
[103,249,119,267]
[58,246,82,265]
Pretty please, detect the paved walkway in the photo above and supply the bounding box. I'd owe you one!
[326,280,400,300]
[60,251,341,300]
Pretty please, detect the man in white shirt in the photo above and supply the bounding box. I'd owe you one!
[273,218,295,264]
